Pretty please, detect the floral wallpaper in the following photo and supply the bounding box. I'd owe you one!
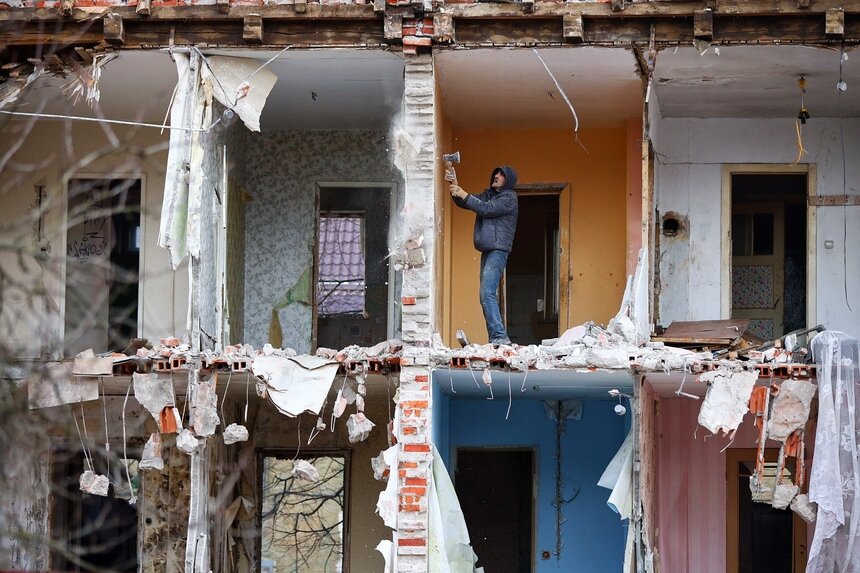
[732,265,774,309]
[236,129,402,352]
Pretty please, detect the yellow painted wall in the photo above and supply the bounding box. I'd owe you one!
[441,127,632,345]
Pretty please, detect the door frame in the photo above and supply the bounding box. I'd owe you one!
[720,165,816,331]
[725,447,807,573]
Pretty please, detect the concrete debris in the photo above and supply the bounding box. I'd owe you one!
[72,349,113,376]
[697,368,757,436]
[772,483,799,510]
[133,372,176,431]
[190,378,220,437]
[791,493,817,523]
[79,470,110,497]
[347,413,376,443]
[291,459,320,482]
[372,450,390,481]
[767,379,816,442]
[28,362,98,409]
[140,433,164,471]
[223,423,249,445]
[177,428,200,454]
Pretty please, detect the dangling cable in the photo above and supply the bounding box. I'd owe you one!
[100,377,111,482]
[121,381,137,506]
[506,371,513,420]
[72,406,94,472]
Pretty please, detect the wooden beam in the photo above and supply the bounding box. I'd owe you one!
[242,14,263,43]
[433,13,454,43]
[694,8,713,39]
[103,12,125,44]
[563,13,584,42]
[135,0,151,17]
[826,7,844,36]
[294,0,308,14]
[384,13,403,40]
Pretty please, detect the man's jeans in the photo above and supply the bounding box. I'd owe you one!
[480,249,510,344]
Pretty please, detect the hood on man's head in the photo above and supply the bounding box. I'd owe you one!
[489,165,518,189]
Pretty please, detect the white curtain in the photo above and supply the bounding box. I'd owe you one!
[808,331,860,572]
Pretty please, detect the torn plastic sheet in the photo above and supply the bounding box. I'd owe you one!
[598,428,634,519]
[133,372,176,430]
[158,52,192,270]
[140,432,164,471]
[428,445,480,573]
[697,369,757,435]
[767,379,816,442]
[252,355,340,417]
[200,56,277,133]
[376,445,399,529]
[28,362,98,409]
[79,470,110,496]
[376,539,396,573]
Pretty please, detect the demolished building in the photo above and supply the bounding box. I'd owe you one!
[0,0,859,571]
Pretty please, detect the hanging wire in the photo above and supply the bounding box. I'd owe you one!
[121,381,138,506]
[837,43,852,311]
[0,109,223,132]
[100,377,111,482]
[505,371,513,420]
[72,406,94,473]
[220,369,234,427]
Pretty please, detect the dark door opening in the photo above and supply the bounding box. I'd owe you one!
[455,448,534,572]
[315,186,390,350]
[64,178,141,356]
[505,193,560,345]
[727,448,807,572]
[731,174,807,340]
[51,448,139,572]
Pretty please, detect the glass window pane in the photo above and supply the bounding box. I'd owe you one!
[317,216,365,316]
[261,456,345,573]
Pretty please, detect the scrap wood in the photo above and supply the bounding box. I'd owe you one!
[653,319,749,347]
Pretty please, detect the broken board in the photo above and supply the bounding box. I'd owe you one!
[653,319,750,347]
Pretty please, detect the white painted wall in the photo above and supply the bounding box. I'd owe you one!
[0,121,188,359]
[653,116,860,335]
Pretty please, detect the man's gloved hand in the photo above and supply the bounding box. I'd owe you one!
[449,185,468,200]
[444,167,457,183]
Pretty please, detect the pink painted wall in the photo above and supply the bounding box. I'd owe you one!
[654,396,763,573]
[653,390,814,572]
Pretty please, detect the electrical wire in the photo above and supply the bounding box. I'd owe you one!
[0,109,223,132]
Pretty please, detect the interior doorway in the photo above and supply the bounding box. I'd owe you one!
[314,185,392,350]
[505,189,563,345]
[726,448,807,572]
[730,173,808,340]
[455,448,534,572]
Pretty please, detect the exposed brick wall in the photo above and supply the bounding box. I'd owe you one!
[396,53,435,573]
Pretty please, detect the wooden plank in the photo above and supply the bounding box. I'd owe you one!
[826,7,844,36]
[654,319,750,345]
[136,0,151,17]
[242,14,263,43]
[694,8,713,38]
[103,12,125,44]
[563,13,584,42]
[808,194,860,206]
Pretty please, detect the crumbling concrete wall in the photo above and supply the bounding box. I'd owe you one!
[239,129,403,352]
[653,117,860,330]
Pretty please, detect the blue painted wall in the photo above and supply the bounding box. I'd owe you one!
[433,395,629,572]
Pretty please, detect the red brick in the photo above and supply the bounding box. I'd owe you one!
[403,36,432,47]
[400,504,422,512]
[404,444,430,453]
[414,374,429,382]
[399,461,418,468]
[402,426,417,435]
[399,538,427,547]
[402,400,428,409]
[402,296,417,305]
[405,477,427,486]
[402,486,427,496]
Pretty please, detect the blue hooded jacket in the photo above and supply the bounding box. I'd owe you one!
[453,165,519,252]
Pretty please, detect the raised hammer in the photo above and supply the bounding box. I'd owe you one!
[442,151,460,186]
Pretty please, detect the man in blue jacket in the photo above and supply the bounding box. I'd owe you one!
[449,165,519,346]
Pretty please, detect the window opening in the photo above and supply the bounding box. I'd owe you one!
[64,178,141,356]
[260,454,347,573]
[317,215,366,317]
